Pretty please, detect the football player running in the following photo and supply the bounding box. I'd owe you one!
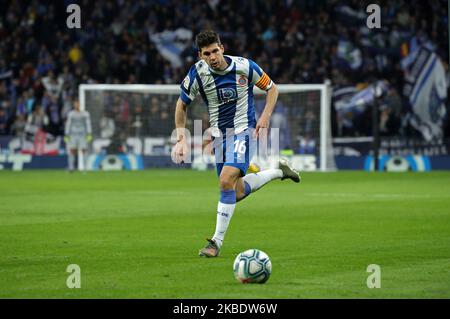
[173,31,300,257]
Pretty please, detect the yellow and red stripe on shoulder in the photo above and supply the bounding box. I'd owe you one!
[255,72,273,91]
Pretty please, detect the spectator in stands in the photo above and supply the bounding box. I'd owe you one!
[0,0,448,140]
[25,104,49,134]
[41,71,64,100]
[0,105,8,134]
[68,43,83,65]
[100,112,115,139]
[10,114,26,137]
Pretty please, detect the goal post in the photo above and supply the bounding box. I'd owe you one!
[79,83,335,171]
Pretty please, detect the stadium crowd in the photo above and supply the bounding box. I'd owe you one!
[0,0,449,140]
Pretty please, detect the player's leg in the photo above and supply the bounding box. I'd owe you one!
[67,136,78,172]
[200,130,245,257]
[68,148,77,171]
[235,177,250,201]
[79,136,89,171]
[199,165,241,257]
[210,130,251,249]
[235,169,282,202]
[80,149,87,172]
[66,135,76,171]
[68,135,82,171]
[213,165,240,244]
[236,159,301,202]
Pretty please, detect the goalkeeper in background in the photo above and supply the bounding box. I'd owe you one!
[64,98,92,172]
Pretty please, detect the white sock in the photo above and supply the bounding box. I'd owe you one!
[243,169,283,192]
[212,190,236,248]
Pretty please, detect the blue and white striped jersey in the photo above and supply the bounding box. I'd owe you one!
[179,55,273,136]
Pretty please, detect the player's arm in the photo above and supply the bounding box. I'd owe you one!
[172,98,190,164]
[172,67,199,163]
[248,60,279,137]
[256,83,278,137]
[175,98,188,142]
[202,127,213,155]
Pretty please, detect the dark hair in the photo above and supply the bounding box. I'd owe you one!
[195,30,221,51]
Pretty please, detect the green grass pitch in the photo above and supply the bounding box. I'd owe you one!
[0,169,449,298]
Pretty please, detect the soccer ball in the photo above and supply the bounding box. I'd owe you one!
[233,249,272,284]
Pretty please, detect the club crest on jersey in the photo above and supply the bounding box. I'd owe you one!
[218,88,238,103]
[238,75,248,86]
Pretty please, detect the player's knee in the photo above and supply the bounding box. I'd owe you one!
[219,175,236,190]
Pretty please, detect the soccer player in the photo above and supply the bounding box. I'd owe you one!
[172,31,300,257]
[64,98,92,172]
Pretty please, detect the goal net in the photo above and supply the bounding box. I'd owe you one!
[79,84,335,171]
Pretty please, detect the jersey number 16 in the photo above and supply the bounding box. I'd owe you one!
[234,140,246,154]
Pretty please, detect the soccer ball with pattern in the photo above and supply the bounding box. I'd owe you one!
[233,249,272,284]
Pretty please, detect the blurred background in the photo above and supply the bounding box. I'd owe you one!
[0,0,449,170]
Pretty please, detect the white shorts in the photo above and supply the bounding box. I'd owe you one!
[67,135,88,150]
